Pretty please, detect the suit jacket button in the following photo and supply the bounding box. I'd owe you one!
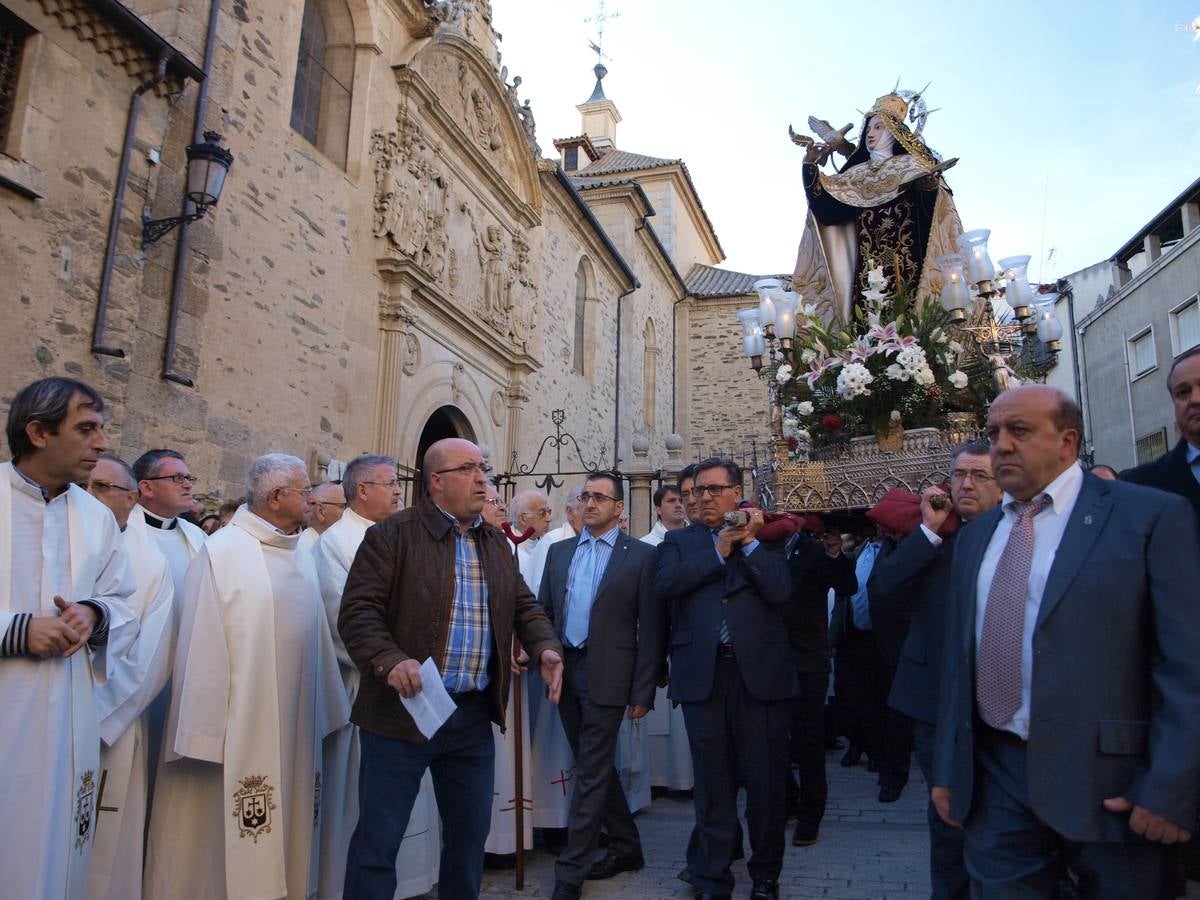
[721,598,728,604]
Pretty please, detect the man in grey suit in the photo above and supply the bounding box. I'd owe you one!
[869,439,1001,898]
[539,472,664,899]
[932,385,1200,898]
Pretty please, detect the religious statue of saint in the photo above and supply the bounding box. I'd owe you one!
[792,91,965,322]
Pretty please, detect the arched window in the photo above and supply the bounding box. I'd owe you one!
[642,317,658,428]
[573,259,589,376]
[290,0,354,169]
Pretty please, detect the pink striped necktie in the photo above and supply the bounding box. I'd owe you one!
[976,494,1052,727]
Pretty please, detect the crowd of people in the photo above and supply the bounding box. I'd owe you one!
[1,346,1199,900]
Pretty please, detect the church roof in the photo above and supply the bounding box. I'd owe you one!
[572,150,724,260]
[685,264,793,299]
[574,149,679,177]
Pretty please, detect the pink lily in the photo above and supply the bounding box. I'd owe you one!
[867,321,898,344]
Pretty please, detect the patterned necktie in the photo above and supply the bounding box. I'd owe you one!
[976,495,1052,727]
[563,537,596,649]
[713,529,733,645]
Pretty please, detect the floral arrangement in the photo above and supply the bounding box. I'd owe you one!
[778,267,986,454]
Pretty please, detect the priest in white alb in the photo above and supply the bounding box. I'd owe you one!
[0,378,136,900]
[315,454,441,899]
[144,453,349,900]
[300,481,346,551]
[129,449,207,596]
[83,456,175,900]
[526,485,584,838]
[639,482,693,791]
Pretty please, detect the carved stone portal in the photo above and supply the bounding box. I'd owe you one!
[372,113,450,276]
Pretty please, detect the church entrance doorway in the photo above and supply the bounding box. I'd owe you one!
[415,405,477,480]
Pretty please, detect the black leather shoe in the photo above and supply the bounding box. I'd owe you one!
[551,883,581,900]
[693,893,732,900]
[677,867,692,884]
[586,851,645,880]
[750,879,780,899]
[840,744,862,767]
[792,823,818,846]
[878,784,903,803]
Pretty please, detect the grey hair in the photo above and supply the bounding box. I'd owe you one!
[564,482,585,511]
[510,489,548,525]
[343,453,397,504]
[246,453,307,509]
[97,453,137,487]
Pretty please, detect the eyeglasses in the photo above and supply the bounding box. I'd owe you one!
[691,483,736,498]
[314,500,346,508]
[677,489,693,499]
[89,479,138,496]
[530,508,553,518]
[278,486,314,498]
[578,491,618,505]
[142,473,198,486]
[950,469,995,484]
[484,497,505,507]
[362,479,401,489]
[434,463,493,477]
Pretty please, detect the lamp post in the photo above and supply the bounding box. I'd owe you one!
[142,131,233,248]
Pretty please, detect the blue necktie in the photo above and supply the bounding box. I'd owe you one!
[713,529,732,646]
[563,538,596,648]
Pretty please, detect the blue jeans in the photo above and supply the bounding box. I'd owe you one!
[343,692,495,899]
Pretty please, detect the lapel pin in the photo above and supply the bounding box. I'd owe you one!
[1083,515,1093,526]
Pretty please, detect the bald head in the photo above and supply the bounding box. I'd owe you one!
[310,481,346,532]
[87,455,139,529]
[424,438,488,528]
[510,489,551,538]
[986,385,1082,501]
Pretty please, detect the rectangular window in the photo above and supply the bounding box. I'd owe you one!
[564,146,578,171]
[1128,328,1156,377]
[0,7,34,154]
[1170,296,1199,355]
[1135,428,1167,466]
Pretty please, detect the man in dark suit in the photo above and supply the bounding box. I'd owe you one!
[1122,346,1200,530]
[932,386,1200,898]
[656,458,794,900]
[782,528,856,847]
[869,440,1001,899]
[538,471,664,899]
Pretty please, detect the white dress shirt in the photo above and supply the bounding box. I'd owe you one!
[974,462,1084,739]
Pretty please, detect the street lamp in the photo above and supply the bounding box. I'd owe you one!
[754,278,782,339]
[737,308,767,372]
[142,131,233,248]
[1035,297,1064,352]
[936,253,971,323]
[775,290,800,351]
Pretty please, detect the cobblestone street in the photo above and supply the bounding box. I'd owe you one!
[463,750,933,900]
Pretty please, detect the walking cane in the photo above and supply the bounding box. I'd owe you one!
[513,636,526,889]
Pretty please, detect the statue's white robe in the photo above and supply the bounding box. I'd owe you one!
[144,507,349,900]
[0,462,137,900]
[315,507,440,899]
[86,523,174,900]
[638,524,693,791]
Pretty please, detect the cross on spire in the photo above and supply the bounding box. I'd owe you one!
[585,0,619,64]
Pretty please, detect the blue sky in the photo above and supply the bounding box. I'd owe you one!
[491,1,1200,283]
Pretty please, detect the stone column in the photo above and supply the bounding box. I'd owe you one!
[373,289,415,459]
[503,374,529,476]
[626,472,655,538]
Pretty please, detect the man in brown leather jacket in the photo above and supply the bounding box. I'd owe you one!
[339,438,563,899]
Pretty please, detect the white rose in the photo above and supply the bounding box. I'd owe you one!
[948,340,964,356]
[796,429,811,443]
[783,416,800,431]
[797,401,814,416]
[948,370,969,389]
[913,366,935,386]
[800,348,817,364]
[776,363,793,384]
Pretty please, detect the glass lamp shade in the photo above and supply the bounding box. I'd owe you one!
[1035,298,1063,350]
[185,131,234,208]
[737,308,763,338]
[774,292,799,342]
[936,254,971,321]
[956,229,995,284]
[998,255,1034,317]
[753,278,782,329]
[742,333,767,358]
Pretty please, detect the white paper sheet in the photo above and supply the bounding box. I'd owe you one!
[399,657,458,739]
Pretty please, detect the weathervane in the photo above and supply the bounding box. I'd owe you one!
[585,0,619,64]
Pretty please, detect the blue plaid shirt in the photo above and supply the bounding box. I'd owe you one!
[437,505,492,693]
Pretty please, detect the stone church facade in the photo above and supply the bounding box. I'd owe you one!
[0,0,773,531]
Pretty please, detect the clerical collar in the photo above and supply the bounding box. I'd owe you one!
[143,510,178,530]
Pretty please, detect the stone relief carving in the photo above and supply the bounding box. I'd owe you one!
[371,113,451,277]
[489,389,506,427]
[475,223,509,330]
[402,332,421,376]
[470,86,503,152]
[451,362,465,404]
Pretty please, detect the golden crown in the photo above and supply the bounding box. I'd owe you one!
[869,93,909,122]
